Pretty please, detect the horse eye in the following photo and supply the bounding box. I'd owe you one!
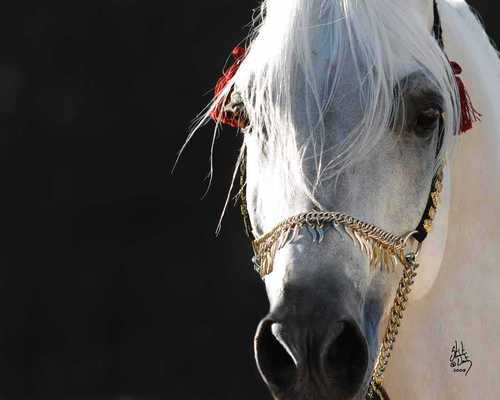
[415,107,442,135]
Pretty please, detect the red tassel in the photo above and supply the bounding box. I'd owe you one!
[450,61,481,134]
[209,46,247,128]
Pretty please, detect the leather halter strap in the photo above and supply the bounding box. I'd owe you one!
[413,0,446,243]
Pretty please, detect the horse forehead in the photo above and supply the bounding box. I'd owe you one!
[306,1,434,76]
[310,37,424,81]
[295,49,419,127]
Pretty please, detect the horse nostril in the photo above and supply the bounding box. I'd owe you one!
[324,320,369,395]
[254,319,297,392]
[255,317,369,396]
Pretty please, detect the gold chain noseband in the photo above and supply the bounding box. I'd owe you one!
[252,211,410,278]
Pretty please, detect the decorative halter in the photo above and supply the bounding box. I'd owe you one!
[209,1,480,399]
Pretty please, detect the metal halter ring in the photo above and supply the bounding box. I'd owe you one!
[402,230,423,259]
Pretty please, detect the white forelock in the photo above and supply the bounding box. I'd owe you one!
[221,0,460,203]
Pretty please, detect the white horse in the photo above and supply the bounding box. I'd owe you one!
[190,0,500,399]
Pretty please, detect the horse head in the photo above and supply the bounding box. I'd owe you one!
[193,1,487,399]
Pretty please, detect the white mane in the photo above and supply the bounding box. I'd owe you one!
[189,0,461,211]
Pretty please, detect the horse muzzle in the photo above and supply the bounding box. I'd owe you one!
[254,281,371,400]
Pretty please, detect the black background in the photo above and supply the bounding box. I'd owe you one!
[0,1,495,399]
